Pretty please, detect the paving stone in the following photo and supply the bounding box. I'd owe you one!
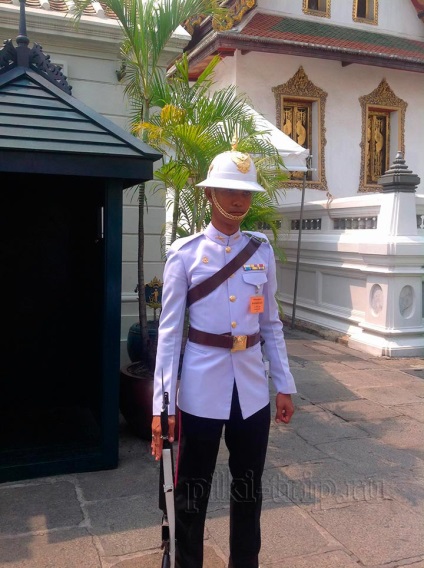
[261,468,293,506]
[336,359,385,370]
[399,561,424,568]
[265,459,387,511]
[85,495,160,556]
[109,546,226,568]
[110,552,163,568]
[352,384,424,406]
[308,342,349,356]
[295,396,325,409]
[288,406,369,445]
[0,480,83,534]
[0,528,101,567]
[399,368,424,380]
[258,501,337,563]
[318,368,420,389]
[384,472,424,514]
[293,372,360,403]
[311,500,424,565]
[391,402,424,422]
[309,340,364,356]
[319,398,402,422]
[286,340,355,361]
[291,351,358,363]
[206,500,332,563]
[266,430,328,466]
[288,358,311,369]
[315,437,418,475]
[265,550,361,568]
[356,415,424,459]
[75,446,159,501]
[319,361,359,374]
[374,358,424,370]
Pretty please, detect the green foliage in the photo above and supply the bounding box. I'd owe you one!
[72,0,229,369]
[139,53,289,254]
[71,1,288,364]
[73,0,226,125]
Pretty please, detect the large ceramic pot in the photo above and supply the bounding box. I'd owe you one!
[120,363,153,440]
[126,321,159,363]
[119,362,179,441]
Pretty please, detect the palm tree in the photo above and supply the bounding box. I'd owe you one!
[72,0,228,371]
[138,53,289,259]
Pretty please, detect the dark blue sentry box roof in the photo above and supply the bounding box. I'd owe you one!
[0,4,161,187]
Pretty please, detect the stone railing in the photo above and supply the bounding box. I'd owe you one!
[276,152,424,357]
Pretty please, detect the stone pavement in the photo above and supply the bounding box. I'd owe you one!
[1,328,423,568]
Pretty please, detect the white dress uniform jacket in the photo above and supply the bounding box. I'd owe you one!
[153,223,296,419]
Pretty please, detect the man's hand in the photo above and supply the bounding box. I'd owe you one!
[151,415,175,461]
[275,393,295,424]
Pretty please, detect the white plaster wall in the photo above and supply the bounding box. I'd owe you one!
[257,0,424,39]
[212,50,424,204]
[0,9,127,123]
[257,0,304,18]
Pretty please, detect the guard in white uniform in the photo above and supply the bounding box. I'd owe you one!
[152,150,296,568]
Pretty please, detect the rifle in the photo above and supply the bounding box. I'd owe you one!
[159,371,176,568]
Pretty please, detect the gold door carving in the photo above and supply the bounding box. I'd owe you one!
[359,79,406,192]
[367,111,390,183]
[273,66,328,191]
[282,102,312,180]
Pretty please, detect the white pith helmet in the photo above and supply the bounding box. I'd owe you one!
[196,151,265,192]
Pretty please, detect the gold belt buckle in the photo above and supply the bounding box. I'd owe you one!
[231,335,247,352]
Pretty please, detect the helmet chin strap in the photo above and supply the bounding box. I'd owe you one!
[211,189,248,222]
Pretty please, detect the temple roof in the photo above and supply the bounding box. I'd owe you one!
[1,0,423,78]
[184,11,424,79]
[0,0,118,20]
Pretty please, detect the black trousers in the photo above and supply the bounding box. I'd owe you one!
[174,383,270,568]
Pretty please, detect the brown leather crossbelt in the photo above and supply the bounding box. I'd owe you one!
[187,236,261,307]
[188,327,261,352]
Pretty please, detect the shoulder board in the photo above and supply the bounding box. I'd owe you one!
[243,231,269,244]
[170,232,203,252]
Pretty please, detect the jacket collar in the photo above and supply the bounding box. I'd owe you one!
[204,223,242,246]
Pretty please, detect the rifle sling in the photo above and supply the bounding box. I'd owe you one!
[187,237,261,307]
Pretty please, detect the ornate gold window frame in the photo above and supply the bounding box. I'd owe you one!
[272,66,328,192]
[358,79,407,192]
[302,0,331,18]
[352,0,378,25]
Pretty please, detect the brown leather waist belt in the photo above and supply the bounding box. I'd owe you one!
[188,327,261,352]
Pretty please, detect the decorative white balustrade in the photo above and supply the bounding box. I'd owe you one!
[276,153,424,357]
